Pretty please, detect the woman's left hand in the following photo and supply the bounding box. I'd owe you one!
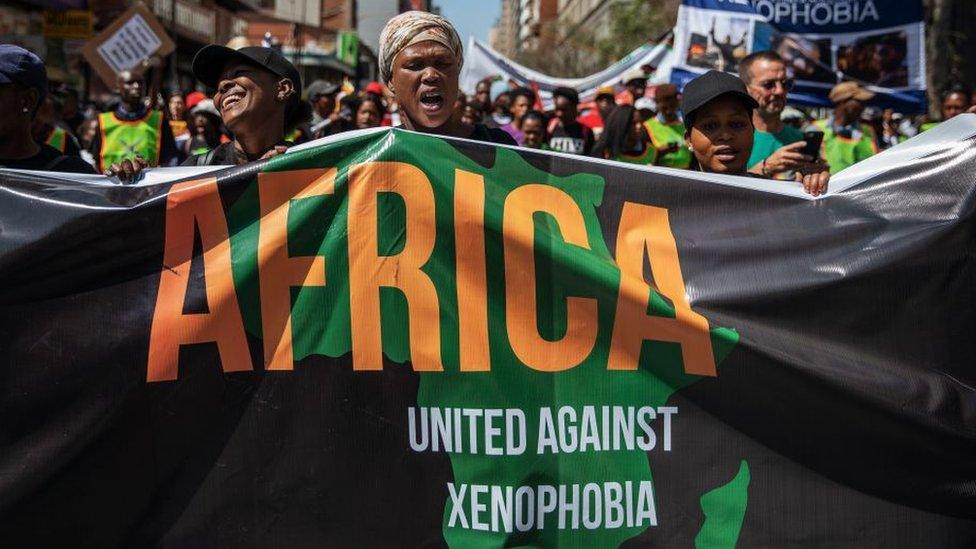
[795,159,830,197]
[259,145,289,160]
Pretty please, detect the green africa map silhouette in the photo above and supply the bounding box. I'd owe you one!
[222,129,747,547]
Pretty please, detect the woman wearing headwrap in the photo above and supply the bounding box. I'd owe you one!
[379,11,516,145]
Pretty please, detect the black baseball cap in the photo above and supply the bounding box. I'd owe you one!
[0,44,47,104]
[192,45,302,96]
[305,79,339,100]
[680,70,758,125]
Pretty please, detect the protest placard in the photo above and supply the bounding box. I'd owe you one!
[81,2,174,87]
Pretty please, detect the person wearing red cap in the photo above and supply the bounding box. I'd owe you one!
[365,81,384,96]
[185,91,206,110]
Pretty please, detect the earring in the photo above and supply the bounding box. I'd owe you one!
[22,107,29,113]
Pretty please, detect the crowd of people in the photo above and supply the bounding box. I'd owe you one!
[1,11,974,195]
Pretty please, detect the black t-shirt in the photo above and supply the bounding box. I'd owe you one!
[182,141,291,167]
[0,143,97,174]
[182,142,243,167]
[547,120,593,155]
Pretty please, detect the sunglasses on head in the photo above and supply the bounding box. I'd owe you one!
[756,78,794,92]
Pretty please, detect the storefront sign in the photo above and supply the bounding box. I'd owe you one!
[43,9,93,39]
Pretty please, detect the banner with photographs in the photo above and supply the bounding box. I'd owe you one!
[671,0,926,112]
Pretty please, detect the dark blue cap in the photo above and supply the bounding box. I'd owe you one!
[0,44,47,103]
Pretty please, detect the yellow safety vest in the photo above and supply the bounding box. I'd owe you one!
[615,141,656,165]
[644,117,692,169]
[45,126,67,153]
[98,110,163,173]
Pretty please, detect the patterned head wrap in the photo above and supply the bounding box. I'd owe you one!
[378,10,463,85]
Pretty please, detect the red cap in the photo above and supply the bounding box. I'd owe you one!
[186,91,206,109]
[365,81,383,95]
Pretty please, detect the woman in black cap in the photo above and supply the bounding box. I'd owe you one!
[682,70,828,196]
[183,45,312,166]
[0,45,94,174]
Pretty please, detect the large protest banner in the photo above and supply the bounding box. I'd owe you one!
[460,37,671,110]
[1,120,975,547]
[671,0,927,112]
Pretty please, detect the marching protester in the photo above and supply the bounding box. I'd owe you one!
[634,97,656,123]
[644,83,692,168]
[813,81,877,174]
[521,111,549,150]
[682,70,828,195]
[306,79,341,137]
[499,87,536,144]
[0,45,94,173]
[591,105,655,164]
[378,10,516,145]
[577,85,616,140]
[185,98,228,156]
[920,84,972,131]
[352,94,385,129]
[739,51,828,179]
[474,79,492,107]
[618,68,647,105]
[461,99,488,126]
[32,95,83,158]
[491,89,513,126]
[184,45,311,166]
[94,58,180,176]
[546,86,593,155]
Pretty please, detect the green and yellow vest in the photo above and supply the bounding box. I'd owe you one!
[45,126,67,153]
[614,141,656,165]
[644,117,692,169]
[98,110,163,172]
[812,119,877,174]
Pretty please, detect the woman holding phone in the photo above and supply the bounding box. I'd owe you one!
[682,71,829,196]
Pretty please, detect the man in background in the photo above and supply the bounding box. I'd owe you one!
[813,82,877,174]
[739,51,822,178]
[89,58,178,173]
[546,86,593,155]
[500,87,535,145]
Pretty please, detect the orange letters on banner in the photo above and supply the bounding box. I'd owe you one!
[347,161,443,371]
[257,169,335,371]
[454,169,490,371]
[503,184,598,371]
[608,202,716,376]
[147,178,252,382]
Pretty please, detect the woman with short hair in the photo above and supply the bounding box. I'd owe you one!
[378,11,515,145]
[184,45,312,166]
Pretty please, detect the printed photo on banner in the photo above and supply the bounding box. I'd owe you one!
[684,16,751,73]
[671,0,926,110]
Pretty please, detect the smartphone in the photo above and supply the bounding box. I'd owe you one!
[801,130,823,158]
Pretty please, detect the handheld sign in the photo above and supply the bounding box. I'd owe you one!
[81,2,174,88]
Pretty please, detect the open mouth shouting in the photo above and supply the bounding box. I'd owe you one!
[418,89,445,114]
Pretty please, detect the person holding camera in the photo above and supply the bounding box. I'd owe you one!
[739,51,829,186]
[682,70,829,196]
